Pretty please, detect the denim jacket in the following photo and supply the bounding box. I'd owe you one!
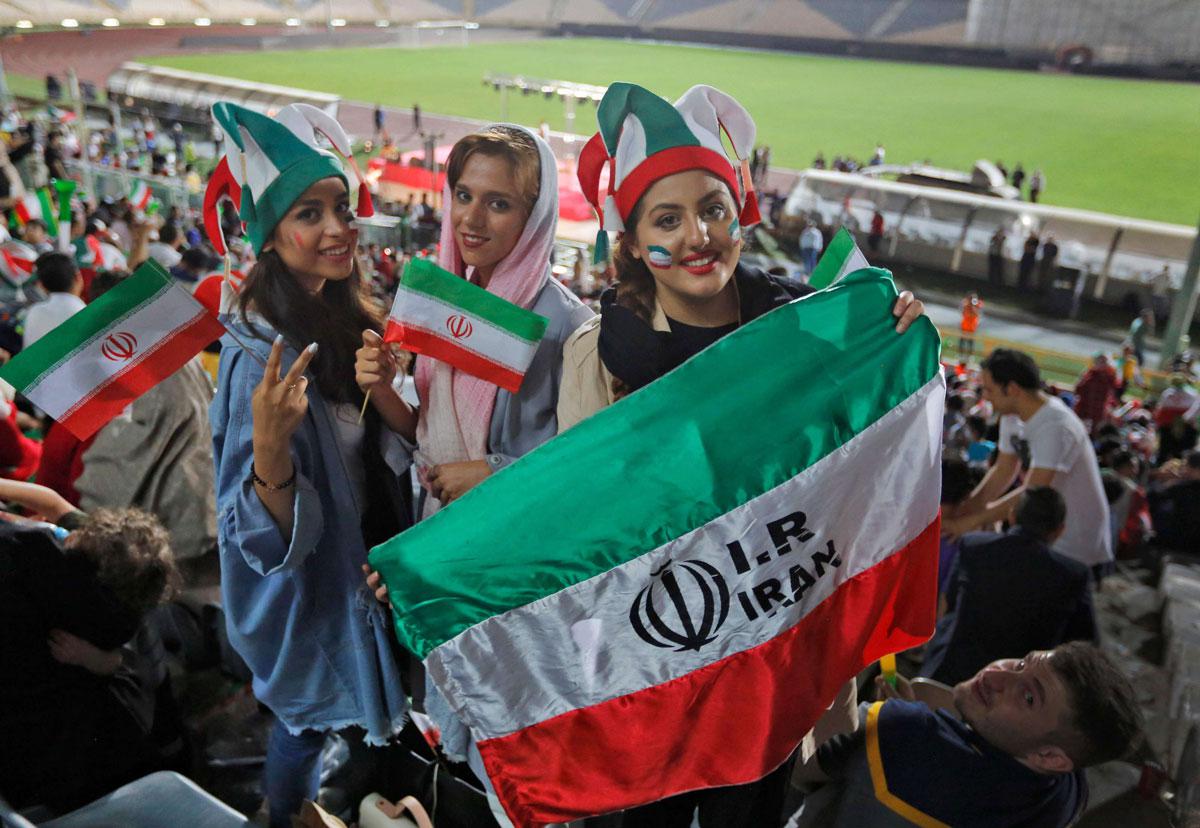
[211,315,410,743]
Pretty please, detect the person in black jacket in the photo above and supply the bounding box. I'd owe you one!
[921,487,1097,686]
[0,508,179,812]
[1148,449,1200,552]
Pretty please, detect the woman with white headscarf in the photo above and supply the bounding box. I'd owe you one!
[356,125,593,516]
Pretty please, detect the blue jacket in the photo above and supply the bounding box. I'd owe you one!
[211,315,410,743]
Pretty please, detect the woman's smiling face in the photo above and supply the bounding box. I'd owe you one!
[266,176,357,294]
[450,153,533,286]
[628,170,743,315]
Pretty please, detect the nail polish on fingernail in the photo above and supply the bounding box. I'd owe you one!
[274,334,284,346]
[307,342,319,355]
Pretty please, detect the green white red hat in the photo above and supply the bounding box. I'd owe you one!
[578,83,761,260]
[210,102,373,254]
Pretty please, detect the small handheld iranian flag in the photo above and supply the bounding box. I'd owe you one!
[0,242,37,288]
[384,257,548,393]
[11,189,59,237]
[0,259,225,440]
[129,180,153,212]
[371,268,943,826]
[808,227,870,290]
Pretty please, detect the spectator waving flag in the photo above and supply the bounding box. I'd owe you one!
[383,257,548,393]
[808,227,870,290]
[129,180,154,212]
[0,241,36,288]
[370,268,943,826]
[0,259,225,440]
[10,189,59,237]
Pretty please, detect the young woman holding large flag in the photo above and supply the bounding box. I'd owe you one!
[354,125,592,517]
[208,102,412,828]
[560,83,927,826]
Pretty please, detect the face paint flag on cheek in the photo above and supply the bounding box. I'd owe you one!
[647,245,673,269]
[729,218,742,242]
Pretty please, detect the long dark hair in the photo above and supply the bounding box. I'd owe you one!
[612,199,657,324]
[238,249,382,405]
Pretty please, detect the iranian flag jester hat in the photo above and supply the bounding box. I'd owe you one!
[210,102,373,254]
[578,83,762,262]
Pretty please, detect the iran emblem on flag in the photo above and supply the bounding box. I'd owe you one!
[0,259,225,440]
[384,258,548,393]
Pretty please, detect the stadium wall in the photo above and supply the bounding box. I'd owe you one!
[966,0,1200,66]
[554,22,1038,71]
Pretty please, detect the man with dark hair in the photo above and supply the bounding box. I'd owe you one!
[0,509,180,810]
[791,642,1143,828]
[147,222,183,270]
[23,252,85,349]
[946,349,1113,578]
[1147,449,1200,552]
[922,487,1096,685]
[169,247,211,284]
[19,218,53,254]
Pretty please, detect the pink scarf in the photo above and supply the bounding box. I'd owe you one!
[414,125,557,515]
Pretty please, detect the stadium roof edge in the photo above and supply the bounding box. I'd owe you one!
[799,169,1196,237]
[110,61,341,104]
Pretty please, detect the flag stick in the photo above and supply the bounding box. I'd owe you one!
[880,653,898,689]
[165,278,267,370]
[357,389,371,425]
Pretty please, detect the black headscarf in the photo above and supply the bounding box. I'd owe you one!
[597,263,813,392]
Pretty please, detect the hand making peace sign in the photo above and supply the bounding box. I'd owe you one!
[252,335,319,451]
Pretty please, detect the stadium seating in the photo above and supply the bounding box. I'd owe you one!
[645,0,746,31]
[803,0,903,38]
[0,0,969,46]
[475,0,556,25]
[738,1,853,38]
[882,0,970,39]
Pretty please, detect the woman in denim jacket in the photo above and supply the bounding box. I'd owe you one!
[208,102,411,827]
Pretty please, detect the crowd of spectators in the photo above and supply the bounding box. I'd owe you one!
[0,94,1186,828]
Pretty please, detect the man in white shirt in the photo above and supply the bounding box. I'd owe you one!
[945,348,1113,578]
[22,252,86,349]
[146,222,183,270]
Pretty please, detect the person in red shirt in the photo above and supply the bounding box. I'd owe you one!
[1073,354,1120,436]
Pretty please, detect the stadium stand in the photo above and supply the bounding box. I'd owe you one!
[644,0,746,31]
[967,0,1200,65]
[553,0,627,25]
[561,0,970,45]
[883,0,971,39]
[804,0,904,38]
[476,0,557,25]
[738,1,852,38]
[639,0,726,25]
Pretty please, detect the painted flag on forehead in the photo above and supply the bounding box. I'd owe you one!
[370,268,944,827]
[808,226,870,291]
[11,189,59,237]
[383,257,548,393]
[0,259,225,441]
[129,180,153,212]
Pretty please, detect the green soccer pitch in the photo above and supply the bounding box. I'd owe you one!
[144,37,1200,225]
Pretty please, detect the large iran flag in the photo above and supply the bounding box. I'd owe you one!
[371,268,943,827]
[384,258,548,393]
[0,260,224,440]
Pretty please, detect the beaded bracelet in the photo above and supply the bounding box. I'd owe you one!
[251,465,296,491]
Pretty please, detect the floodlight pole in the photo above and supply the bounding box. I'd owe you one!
[1158,212,1200,369]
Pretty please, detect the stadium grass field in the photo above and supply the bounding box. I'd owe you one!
[142,38,1195,226]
